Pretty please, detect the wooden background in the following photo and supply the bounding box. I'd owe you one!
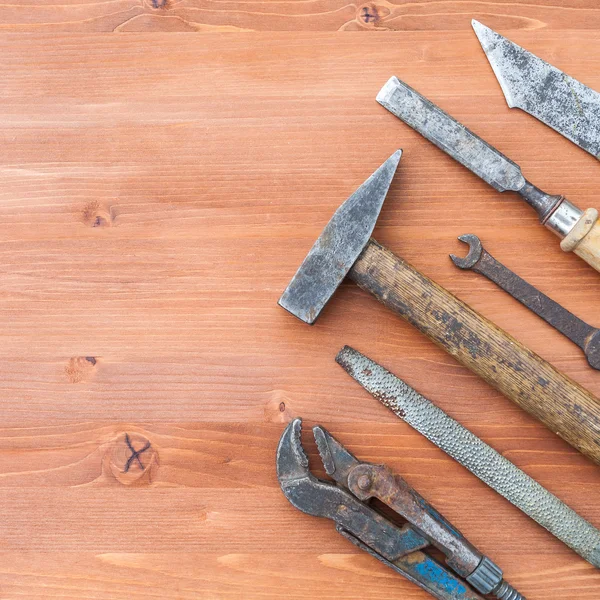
[1,3,600,599]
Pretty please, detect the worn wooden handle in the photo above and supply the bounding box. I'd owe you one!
[349,239,600,466]
[560,208,600,273]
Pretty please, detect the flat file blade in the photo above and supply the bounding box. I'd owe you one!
[473,19,600,159]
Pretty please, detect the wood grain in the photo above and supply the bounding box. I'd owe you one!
[0,1,599,32]
[563,209,600,273]
[0,29,600,598]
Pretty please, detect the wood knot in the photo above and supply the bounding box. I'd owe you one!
[65,356,98,383]
[82,200,115,228]
[264,392,294,423]
[108,432,158,485]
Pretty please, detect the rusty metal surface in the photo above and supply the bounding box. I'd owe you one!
[451,234,600,369]
[277,151,401,324]
[276,418,489,600]
[335,345,600,569]
[314,425,495,587]
[376,76,583,236]
[473,20,600,159]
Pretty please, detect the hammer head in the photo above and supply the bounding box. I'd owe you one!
[278,151,402,324]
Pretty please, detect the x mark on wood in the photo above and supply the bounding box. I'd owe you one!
[123,433,151,473]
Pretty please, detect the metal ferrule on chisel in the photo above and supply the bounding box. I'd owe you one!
[376,77,584,239]
[518,182,583,238]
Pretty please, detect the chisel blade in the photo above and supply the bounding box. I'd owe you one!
[473,19,600,159]
[376,76,526,193]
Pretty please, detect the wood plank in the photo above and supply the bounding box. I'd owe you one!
[0,422,598,596]
[0,30,600,597]
[1,553,597,599]
[0,1,599,33]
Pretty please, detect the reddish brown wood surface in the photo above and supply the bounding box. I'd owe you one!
[0,23,600,599]
[1,0,600,32]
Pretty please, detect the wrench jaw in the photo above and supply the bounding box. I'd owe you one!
[276,418,309,483]
[450,234,483,270]
[584,331,600,371]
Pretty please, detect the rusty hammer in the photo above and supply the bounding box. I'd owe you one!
[279,151,600,466]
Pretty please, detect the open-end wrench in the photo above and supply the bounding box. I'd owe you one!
[450,234,600,370]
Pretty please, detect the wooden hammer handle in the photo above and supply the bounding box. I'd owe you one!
[349,239,600,466]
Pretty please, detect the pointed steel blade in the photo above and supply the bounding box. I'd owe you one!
[473,20,600,159]
[377,77,525,193]
[278,150,401,324]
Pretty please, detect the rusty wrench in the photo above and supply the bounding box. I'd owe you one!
[450,234,600,370]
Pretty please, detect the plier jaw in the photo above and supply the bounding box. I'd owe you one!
[276,418,524,600]
[275,417,352,520]
[276,418,397,532]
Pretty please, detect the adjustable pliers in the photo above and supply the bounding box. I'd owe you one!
[276,418,523,600]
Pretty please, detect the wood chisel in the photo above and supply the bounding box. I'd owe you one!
[377,76,600,274]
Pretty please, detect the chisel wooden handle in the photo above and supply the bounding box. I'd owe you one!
[349,239,600,466]
[560,208,600,273]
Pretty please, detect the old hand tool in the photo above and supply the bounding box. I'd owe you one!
[377,77,600,273]
[472,20,600,159]
[451,234,600,370]
[336,345,600,568]
[277,417,524,599]
[278,153,600,466]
